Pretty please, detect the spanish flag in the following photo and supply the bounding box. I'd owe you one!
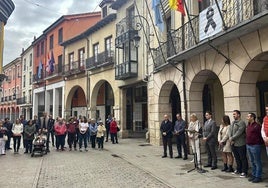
[169,0,185,16]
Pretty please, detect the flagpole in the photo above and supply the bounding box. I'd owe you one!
[133,0,156,67]
[183,0,198,44]
[159,0,177,55]
[144,0,165,62]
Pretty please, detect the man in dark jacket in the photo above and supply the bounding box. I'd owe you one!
[47,115,55,148]
[174,113,187,160]
[203,111,218,170]
[4,118,12,150]
[160,114,173,158]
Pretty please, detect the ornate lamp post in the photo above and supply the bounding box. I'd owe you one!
[0,0,15,84]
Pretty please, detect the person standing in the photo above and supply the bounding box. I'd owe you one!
[89,119,98,149]
[174,113,187,160]
[160,114,173,158]
[188,113,201,167]
[218,115,234,172]
[12,118,23,154]
[105,115,112,142]
[67,117,77,151]
[54,118,67,151]
[203,111,218,170]
[20,115,27,149]
[261,104,268,187]
[3,117,12,150]
[0,120,7,155]
[24,119,36,154]
[228,110,248,178]
[96,121,106,150]
[246,112,262,183]
[47,115,55,147]
[79,116,89,152]
[110,117,118,144]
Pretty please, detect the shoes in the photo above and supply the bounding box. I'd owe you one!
[46,150,50,153]
[204,164,212,168]
[252,177,262,183]
[211,166,217,170]
[190,159,194,163]
[74,148,77,151]
[183,157,188,160]
[79,149,82,152]
[225,167,234,173]
[1,153,6,155]
[239,173,247,178]
[85,149,88,152]
[8,148,12,150]
[248,176,255,182]
[162,155,167,158]
[175,156,182,159]
[69,148,72,151]
[170,156,173,158]
[24,151,28,154]
[232,170,240,175]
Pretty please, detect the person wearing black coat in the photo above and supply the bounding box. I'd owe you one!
[160,114,173,158]
[3,118,12,150]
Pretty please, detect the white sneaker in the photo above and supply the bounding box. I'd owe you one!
[190,159,194,163]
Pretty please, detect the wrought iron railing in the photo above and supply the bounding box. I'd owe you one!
[154,0,268,69]
[86,51,114,70]
[63,60,86,76]
[17,96,26,105]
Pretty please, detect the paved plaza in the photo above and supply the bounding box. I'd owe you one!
[0,138,267,188]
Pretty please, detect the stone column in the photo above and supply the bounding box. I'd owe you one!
[52,88,59,118]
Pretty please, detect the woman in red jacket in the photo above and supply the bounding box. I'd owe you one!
[54,118,67,151]
[110,117,118,144]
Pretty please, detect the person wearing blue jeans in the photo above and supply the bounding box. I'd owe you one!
[246,113,262,183]
[79,117,89,152]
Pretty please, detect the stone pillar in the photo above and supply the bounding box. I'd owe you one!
[53,88,59,118]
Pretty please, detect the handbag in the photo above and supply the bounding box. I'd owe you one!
[3,135,8,141]
[117,126,120,132]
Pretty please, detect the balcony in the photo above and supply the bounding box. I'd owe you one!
[63,60,86,76]
[155,0,268,69]
[17,96,26,105]
[115,60,138,80]
[86,51,114,70]
[45,64,63,79]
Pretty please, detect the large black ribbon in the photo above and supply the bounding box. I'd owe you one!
[204,7,217,33]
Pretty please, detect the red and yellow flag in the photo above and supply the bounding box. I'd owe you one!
[169,0,186,16]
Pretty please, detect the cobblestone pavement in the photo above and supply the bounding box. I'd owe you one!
[1,138,268,188]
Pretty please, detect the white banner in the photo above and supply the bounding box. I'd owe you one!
[199,1,223,41]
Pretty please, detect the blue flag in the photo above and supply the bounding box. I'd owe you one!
[152,0,164,32]
[38,60,42,79]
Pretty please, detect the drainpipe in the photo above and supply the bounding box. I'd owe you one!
[86,36,90,118]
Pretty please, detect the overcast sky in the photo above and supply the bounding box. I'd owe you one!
[3,0,101,65]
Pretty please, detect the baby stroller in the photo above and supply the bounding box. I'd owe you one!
[31,134,47,157]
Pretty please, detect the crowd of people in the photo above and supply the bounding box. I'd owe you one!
[160,105,268,184]
[0,112,120,155]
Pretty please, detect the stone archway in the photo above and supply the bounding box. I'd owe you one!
[189,70,224,124]
[90,80,114,122]
[65,86,87,119]
[158,81,181,123]
[240,51,268,121]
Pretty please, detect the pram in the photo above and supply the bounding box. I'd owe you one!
[31,134,47,157]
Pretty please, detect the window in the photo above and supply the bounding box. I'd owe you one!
[58,55,63,72]
[37,44,40,57]
[102,6,107,18]
[105,36,113,57]
[93,43,99,63]
[29,72,32,85]
[78,48,85,67]
[29,53,32,66]
[68,52,74,69]
[23,75,26,87]
[49,34,54,49]
[41,41,44,55]
[58,28,63,44]
[29,90,32,103]
[23,58,26,71]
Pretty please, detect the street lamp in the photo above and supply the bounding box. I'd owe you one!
[133,34,141,48]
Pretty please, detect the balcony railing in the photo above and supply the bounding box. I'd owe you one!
[115,60,138,80]
[17,96,26,105]
[63,60,86,76]
[155,0,268,69]
[86,51,114,70]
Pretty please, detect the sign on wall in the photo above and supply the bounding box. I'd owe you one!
[199,1,223,41]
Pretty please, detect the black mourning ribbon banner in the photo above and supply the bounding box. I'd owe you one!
[204,7,217,33]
